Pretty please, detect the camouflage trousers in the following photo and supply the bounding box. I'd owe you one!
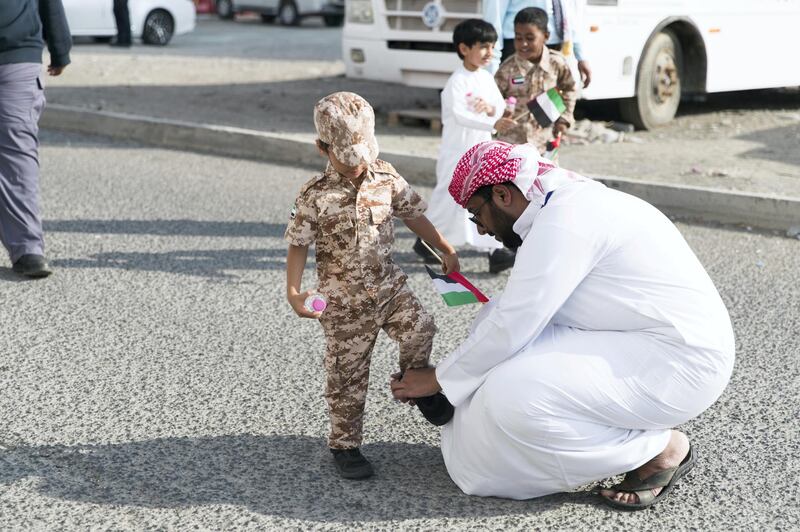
[318,284,436,449]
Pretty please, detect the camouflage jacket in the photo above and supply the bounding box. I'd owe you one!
[494,47,577,152]
[285,160,427,306]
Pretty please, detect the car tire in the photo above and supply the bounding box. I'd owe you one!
[216,0,235,19]
[278,0,300,26]
[260,13,276,23]
[619,30,683,130]
[142,9,175,45]
[323,14,343,27]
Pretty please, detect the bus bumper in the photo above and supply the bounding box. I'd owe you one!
[343,36,460,89]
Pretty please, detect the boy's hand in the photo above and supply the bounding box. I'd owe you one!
[472,98,494,116]
[494,117,515,133]
[441,252,460,275]
[552,118,569,137]
[287,289,323,319]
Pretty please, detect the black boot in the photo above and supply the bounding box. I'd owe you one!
[330,448,374,479]
[415,392,455,426]
[488,247,516,274]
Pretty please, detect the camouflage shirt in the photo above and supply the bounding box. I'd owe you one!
[494,47,577,152]
[285,160,427,306]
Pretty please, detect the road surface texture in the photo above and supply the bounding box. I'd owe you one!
[0,132,798,529]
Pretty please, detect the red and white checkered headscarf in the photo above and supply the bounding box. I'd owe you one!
[448,141,588,208]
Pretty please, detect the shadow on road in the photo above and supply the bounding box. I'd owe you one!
[32,218,499,278]
[736,122,800,169]
[0,435,589,521]
[51,248,289,278]
[45,219,287,238]
[577,88,800,123]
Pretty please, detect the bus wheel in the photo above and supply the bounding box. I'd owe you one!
[620,30,682,130]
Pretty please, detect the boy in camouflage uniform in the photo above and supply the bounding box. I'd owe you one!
[495,7,577,153]
[285,92,460,479]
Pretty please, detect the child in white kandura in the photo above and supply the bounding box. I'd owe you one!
[414,18,518,274]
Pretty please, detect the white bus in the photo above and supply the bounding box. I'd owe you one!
[342,0,800,129]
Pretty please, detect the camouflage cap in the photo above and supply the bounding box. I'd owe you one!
[314,92,379,166]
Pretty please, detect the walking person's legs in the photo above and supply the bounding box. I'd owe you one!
[0,63,51,278]
[112,0,132,46]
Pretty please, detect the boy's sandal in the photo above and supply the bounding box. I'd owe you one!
[600,444,696,511]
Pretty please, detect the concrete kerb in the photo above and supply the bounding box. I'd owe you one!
[43,104,800,233]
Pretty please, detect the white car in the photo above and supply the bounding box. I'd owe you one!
[215,0,344,27]
[63,0,196,45]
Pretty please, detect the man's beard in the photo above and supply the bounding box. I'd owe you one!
[490,205,523,249]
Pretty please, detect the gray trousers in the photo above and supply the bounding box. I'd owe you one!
[0,63,46,263]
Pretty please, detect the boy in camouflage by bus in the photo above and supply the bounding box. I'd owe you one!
[495,7,577,153]
[285,92,460,479]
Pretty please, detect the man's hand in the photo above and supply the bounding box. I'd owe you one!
[390,367,441,400]
[287,289,323,319]
[578,60,592,89]
[552,118,569,137]
[48,64,66,76]
[472,97,495,116]
[494,117,515,133]
[441,251,460,275]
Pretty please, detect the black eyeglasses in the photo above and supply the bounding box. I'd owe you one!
[468,196,492,226]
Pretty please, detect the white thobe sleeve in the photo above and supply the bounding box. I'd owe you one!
[445,75,499,131]
[435,218,606,406]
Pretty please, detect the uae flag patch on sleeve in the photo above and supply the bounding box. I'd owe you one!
[527,88,566,127]
[425,266,489,306]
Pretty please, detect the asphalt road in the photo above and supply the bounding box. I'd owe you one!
[71,14,343,61]
[0,131,798,530]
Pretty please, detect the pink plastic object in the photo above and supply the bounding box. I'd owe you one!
[304,294,327,313]
[505,96,517,114]
[465,92,477,111]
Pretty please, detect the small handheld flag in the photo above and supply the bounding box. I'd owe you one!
[425,265,489,307]
[544,132,562,162]
[527,88,567,127]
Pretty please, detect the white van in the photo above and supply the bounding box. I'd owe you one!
[216,0,344,26]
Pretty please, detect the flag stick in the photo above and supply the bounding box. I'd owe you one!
[512,109,530,124]
[420,239,443,265]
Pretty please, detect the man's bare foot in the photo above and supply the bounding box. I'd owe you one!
[600,430,691,505]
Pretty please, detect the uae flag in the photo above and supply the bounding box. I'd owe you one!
[527,88,567,127]
[425,266,489,307]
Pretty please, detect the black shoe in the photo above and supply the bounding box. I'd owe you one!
[413,238,440,264]
[12,254,52,278]
[488,247,516,274]
[330,448,374,479]
[415,392,455,426]
[110,40,132,47]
